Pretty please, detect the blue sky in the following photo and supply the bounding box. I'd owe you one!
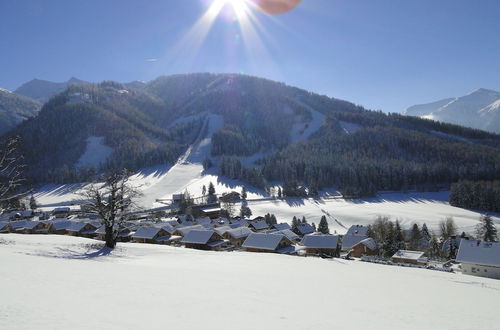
[1,0,499,112]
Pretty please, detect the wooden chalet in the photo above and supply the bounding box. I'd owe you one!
[66,222,100,238]
[222,227,253,247]
[52,207,71,219]
[456,240,500,280]
[293,223,314,237]
[0,221,11,233]
[391,250,427,265]
[132,227,177,244]
[351,238,377,258]
[301,234,341,257]
[181,230,228,251]
[248,220,269,232]
[242,233,295,254]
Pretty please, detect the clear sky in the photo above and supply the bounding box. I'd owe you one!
[1,0,500,112]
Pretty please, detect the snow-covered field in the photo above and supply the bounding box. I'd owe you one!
[1,234,499,330]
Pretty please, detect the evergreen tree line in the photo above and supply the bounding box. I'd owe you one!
[449,180,500,213]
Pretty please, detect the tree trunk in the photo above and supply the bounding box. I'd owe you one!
[105,225,116,249]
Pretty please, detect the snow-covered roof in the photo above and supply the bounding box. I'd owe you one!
[181,230,218,245]
[295,223,314,235]
[53,207,71,213]
[196,217,212,225]
[175,225,205,236]
[0,221,9,231]
[391,250,425,261]
[248,220,269,230]
[9,220,28,230]
[214,226,232,236]
[345,225,369,237]
[133,227,162,239]
[67,222,97,232]
[51,220,74,230]
[242,233,290,251]
[272,223,291,231]
[162,224,176,234]
[272,229,300,241]
[301,235,339,249]
[225,227,253,239]
[342,235,366,250]
[354,238,377,251]
[456,240,500,267]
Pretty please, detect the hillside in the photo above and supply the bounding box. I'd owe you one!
[405,88,500,133]
[14,77,88,103]
[1,234,499,330]
[6,73,500,195]
[0,88,41,134]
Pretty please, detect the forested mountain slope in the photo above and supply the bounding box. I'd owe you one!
[5,73,500,195]
[0,88,41,134]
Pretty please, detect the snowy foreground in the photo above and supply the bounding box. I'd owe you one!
[2,235,500,330]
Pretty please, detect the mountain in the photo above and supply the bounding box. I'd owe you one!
[405,88,500,133]
[0,88,41,134]
[5,73,500,196]
[14,77,88,103]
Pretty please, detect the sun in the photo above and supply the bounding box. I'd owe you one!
[209,0,251,21]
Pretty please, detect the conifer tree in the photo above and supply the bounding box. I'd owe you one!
[208,182,216,196]
[241,187,247,200]
[29,194,37,211]
[476,214,498,242]
[409,223,422,250]
[318,215,330,234]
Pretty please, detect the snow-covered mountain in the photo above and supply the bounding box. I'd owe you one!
[405,88,500,133]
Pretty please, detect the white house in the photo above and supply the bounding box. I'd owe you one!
[456,240,500,280]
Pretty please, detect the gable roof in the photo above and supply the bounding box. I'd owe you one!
[248,220,269,230]
[133,227,162,239]
[214,226,233,236]
[51,220,74,230]
[391,250,425,261]
[225,226,253,239]
[181,230,219,245]
[456,240,500,267]
[195,217,212,225]
[67,222,98,232]
[0,221,9,231]
[242,233,290,251]
[271,229,300,241]
[345,225,369,237]
[342,235,366,250]
[162,224,176,234]
[354,237,377,251]
[295,223,314,235]
[175,224,205,236]
[272,223,291,231]
[301,234,340,249]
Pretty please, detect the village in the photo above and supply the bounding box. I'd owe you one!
[1,190,499,281]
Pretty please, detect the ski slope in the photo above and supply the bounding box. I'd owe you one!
[1,234,499,330]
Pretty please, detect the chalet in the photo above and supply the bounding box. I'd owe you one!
[219,191,241,202]
[51,220,74,235]
[391,250,427,265]
[173,224,205,237]
[195,217,212,226]
[0,221,11,233]
[52,207,71,219]
[9,220,49,234]
[66,222,99,238]
[345,225,369,236]
[248,220,269,232]
[229,219,248,228]
[272,223,291,231]
[269,229,301,242]
[351,238,378,258]
[132,227,172,244]
[95,226,135,242]
[456,240,500,280]
[190,203,221,219]
[223,227,253,247]
[161,224,177,235]
[293,223,314,237]
[242,233,295,254]
[214,225,233,236]
[181,230,228,251]
[301,234,340,257]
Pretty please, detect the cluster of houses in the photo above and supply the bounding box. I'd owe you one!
[1,209,499,280]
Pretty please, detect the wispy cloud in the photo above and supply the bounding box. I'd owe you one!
[145,58,158,62]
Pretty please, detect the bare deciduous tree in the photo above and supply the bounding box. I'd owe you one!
[79,169,141,249]
[0,137,25,211]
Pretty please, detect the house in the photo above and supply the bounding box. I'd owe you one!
[181,230,228,250]
[132,227,171,244]
[242,233,295,254]
[219,191,241,202]
[345,225,369,236]
[456,240,500,280]
[66,222,99,238]
[269,229,301,242]
[172,194,184,203]
[190,203,221,219]
[9,220,50,234]
[248,220,269,232]
[51,220,74,234]
[293,223,314,236]
[301,234,341,257]
[223,227,253,247]
[214,225,233,236]
[95,226,135,242]
[173,224,205,237]
[391,250,427,265]
[272,223,291,231]
[52,207,71,219]
[351,238,378,258]
[195,217,212,226]
[161,224,177,235]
